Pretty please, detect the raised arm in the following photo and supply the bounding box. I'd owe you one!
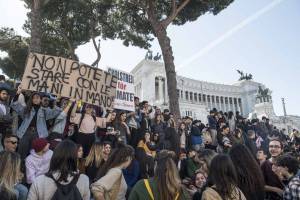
[44,105,62,120]
[10,87,25,118]
[70,100,78,118]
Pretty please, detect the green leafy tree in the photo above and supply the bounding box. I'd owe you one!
[23,0,153,65]
[0,27,28,79]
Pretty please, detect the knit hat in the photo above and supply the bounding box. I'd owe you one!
[32,138,48,153]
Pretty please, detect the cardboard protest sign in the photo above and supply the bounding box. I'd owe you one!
[21,53,117,109]
[108,67,135,112]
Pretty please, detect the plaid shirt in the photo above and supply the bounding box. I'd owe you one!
[283,175,300,200]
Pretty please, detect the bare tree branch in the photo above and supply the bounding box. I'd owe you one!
[91,37,101,67]
[162,0,191,28]
[170,0,177,19]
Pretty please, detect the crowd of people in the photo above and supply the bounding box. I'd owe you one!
[0,74,300,200]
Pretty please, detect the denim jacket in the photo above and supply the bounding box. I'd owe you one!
[11,101,62,138]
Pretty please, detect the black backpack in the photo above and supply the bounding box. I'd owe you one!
[46,173,83,200]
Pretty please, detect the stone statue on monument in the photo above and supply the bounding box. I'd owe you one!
[145,50,162,61]
[145,50,153,60]
[153,53,162,61]
[256,86,271,103]
[237,70,253,81]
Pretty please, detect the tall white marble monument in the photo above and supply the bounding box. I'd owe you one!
[131,59,300,132]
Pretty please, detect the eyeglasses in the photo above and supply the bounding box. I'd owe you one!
[8,141,18,145]
[269,145,281,149]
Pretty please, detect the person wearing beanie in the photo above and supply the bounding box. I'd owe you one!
[25,138,53,184]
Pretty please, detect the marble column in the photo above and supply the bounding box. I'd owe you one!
[218,97,222,111]
[158,77,164,103]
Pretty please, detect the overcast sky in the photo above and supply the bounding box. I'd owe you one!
[0,0,299,116]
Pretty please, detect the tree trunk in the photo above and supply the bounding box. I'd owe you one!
[154,26,181,119]
[29,0,42,53]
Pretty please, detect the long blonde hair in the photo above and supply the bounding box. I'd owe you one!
[155,150,182,200]
[0,151,21,197]
[85,142,103,168]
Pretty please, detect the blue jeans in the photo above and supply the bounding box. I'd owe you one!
[14,183,28,200]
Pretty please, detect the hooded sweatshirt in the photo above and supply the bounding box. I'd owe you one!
[25,149,53,184]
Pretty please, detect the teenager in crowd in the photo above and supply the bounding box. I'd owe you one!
[85,142,105,183]
[229,144,265,200]
[114,111,131,144]
[129,150,190,200]
[0,84,13,136]
[186,169,207,197]
[217,126,232,153]
[91,143,134,200]
[49,98,73,137]
[136,131,155,179]
[261,139,285,200]
[102,141,112,161]
[186,149,201,179]
[0,151,28,200]
[127,108,141,148]
[257,147,268,165]
[1,134,19,152]
[25,138,53,184]
[11,88,61,160]
[232,128,244,145]
[201,154,246,200]
[123,158,140,197]
[274,154,300,199]
[207,111,218,147]
[137,131,156,158]
[70,103,107,157]
[227,111,236,133]
[202,128,214,150]
[178,122,188,149]
[27,140,90,200]
[151,114,166,140]
[197,149,217,175]
[163,127,180,155]
[77,144,86,174]
[140,102,152,134]
[190,121,203,151]
[244,129,258,158]
[102,123,118,148]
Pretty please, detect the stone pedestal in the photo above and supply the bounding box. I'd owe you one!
[253,102,276,119]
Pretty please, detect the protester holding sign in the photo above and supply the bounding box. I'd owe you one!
[70,102,109,157]
[11,87,62,160]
